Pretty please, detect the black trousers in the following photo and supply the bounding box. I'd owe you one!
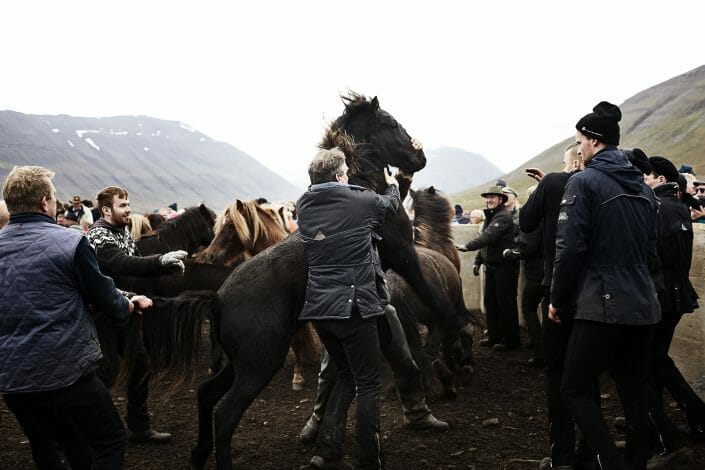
[521,277,544,359]
[652,312,705,428]
[313,310,383,469]
[561,320,653,470]
[3,371,126,470]
[310,305,431,426]
[97,324,151,432]
[541,289,597,467]
[484,262,519,346]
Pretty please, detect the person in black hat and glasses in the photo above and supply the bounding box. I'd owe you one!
[457,185,519,350]
[549,102,661,469]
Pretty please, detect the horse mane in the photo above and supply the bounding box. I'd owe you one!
[215,199,287,257]
[155,206,214,252]
[410,186,460,271]
[129,214,153,241]
[262,202,297,233]
[319,125,379,191]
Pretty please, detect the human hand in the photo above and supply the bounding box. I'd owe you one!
[160,250,187,274]
[691,205,705,221]
[456,243,469,252]
[411,138,423,151]
[525,167,545,181]
[130,295,153,312]
[502,248,520,260]
[472,265,481,276]
[383,167,398,187]
[548,304,561,324]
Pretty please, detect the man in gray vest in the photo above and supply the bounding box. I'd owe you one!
[0,165,151,469]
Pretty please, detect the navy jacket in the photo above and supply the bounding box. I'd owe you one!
[550,147,661,325]
[0,213,129,392]
[297,182,399,320]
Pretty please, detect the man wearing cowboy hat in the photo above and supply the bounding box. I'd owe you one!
[457,185,519,350]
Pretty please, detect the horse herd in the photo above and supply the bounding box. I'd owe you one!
[110,93,481,469]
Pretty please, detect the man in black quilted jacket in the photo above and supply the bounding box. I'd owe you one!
[297,147,399,470]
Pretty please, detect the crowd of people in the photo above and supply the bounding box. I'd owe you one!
[456,101,702,470]
[0,100,703,470]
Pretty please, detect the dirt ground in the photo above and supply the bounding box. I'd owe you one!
[2,333,705,469]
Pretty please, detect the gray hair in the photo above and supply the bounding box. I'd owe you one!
[308,147,347,185]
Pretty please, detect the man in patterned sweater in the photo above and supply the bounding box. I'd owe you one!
[87,185,187,444]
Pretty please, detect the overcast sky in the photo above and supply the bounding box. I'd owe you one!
[1,0,704,186]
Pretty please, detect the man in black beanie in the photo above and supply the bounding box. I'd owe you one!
[624,147,652,175]
[549,101,661,469]
[640,156,700,466]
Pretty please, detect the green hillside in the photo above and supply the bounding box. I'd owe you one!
[454,64,705,210]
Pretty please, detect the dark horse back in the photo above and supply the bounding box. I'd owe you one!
[216,234,309,370]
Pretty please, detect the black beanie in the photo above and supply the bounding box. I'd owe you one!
[623,148,652,175]
[649,156,679,183]
[575,101,622,145]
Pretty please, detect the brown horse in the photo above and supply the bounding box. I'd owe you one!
[200,199,288,266]
[387,185,479,398]
[199,198,319,391]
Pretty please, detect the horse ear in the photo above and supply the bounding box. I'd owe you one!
[370,96,380,112]
[236,199,244,210]
[409,188,416,198]
[428,186,436,195]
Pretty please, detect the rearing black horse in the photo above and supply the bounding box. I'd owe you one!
[165,93,464,469]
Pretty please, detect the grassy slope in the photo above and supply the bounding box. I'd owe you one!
[453,65,705,210]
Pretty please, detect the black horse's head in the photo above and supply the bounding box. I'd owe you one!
[324,92,426,192]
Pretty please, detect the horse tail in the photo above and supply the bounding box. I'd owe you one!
[120,290,220,392]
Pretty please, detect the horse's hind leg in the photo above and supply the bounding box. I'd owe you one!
[190,359,234,469]
[213,368,279,470]
[290,323,320,391]
[290,339,305,391]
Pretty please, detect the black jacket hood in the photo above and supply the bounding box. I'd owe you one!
[588,147,645,194]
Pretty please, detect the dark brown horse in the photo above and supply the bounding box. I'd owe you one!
[200,199,288,266]
[150,93,468,469]
[388,185,479,398]
[136,204,216,256]
[198,198,319,390]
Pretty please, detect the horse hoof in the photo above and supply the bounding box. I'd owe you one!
[292,372,305,391]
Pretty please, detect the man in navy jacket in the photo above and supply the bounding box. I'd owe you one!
[549,102,660,470]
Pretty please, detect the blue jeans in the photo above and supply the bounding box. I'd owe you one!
[313,309,383,469]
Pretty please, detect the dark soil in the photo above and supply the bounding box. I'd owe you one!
[2,334,704,469]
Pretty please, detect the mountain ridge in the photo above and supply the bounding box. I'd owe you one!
[0,111,301,212]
